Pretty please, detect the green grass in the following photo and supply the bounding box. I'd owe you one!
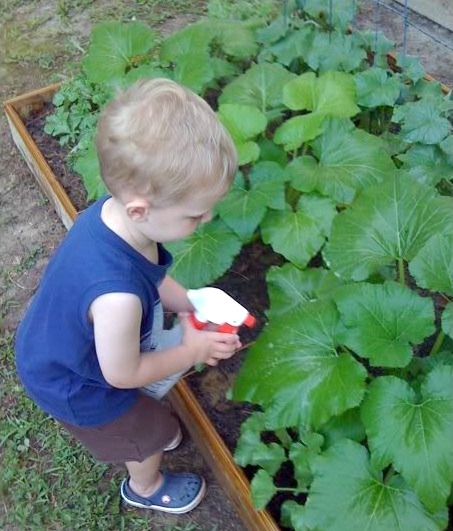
[0,245,44,327]
[0,0,206,74]
[0,332,213,531]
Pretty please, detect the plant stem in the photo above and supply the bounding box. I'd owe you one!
[397,258,405,284]
[236,342,255,353]
[275,429,293,449]
[286,185,301,210]
[384,467,395,484]
[370,109,376,134]
[429,330,445,356]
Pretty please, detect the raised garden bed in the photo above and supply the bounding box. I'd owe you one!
[5,10,453,527]
[3,85,280,531]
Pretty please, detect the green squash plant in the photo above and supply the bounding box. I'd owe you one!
[44,1,453,529]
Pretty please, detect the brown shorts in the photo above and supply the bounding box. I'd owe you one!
[59,392,179,463]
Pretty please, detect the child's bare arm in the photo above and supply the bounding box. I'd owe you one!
[90,292,240,389]
[158,275,193,313]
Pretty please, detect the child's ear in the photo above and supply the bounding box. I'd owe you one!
[125,198,151,221]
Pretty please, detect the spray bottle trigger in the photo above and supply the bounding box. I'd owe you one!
[243,314,256,328]
[217,323,238,334]
[189,313,207,330]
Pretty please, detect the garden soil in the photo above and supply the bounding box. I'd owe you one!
[1,1,452,530]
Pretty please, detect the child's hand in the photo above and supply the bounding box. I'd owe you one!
[178,312,242,366]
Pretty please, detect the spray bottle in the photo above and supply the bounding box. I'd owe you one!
[142,288,255,400]
[187,287,256,333]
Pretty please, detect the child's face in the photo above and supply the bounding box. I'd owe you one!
[138,189,226,243]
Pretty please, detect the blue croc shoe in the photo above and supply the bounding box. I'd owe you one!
[120,471,206,514]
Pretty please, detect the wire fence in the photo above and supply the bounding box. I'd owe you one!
[349,0,453,87]
[370,1,452,51]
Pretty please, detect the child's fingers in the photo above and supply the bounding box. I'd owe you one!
[208,342,240,365]
[207,331,241,344]
[178,313,240,343]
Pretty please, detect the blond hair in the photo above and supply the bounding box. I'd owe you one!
[95,78,237,205]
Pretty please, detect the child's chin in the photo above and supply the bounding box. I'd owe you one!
[162,232,193,243]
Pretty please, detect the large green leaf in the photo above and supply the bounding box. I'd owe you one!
[243,442,286,476]
[412,77,451,104]
[409,233,453,295]
[354,67,402,108]
[441,302,453,339]
[261,209,322,268]
[396,53,426,83]
[274,71,360,150]
[256,137,288,166]
[217,104,267,165]
[167,218,241,288]
[234,412,266,466]
[210,57,238,81]
[124,64,172,85]
[266,25,315,67]
[290,119,395,204]
[159,22,215,92]
[358,29,395,61]
[208,19,258,58]
[261,194,336,267]
[361,366,453,512]
[215,184,265,242]
[392,100,451,144]
[303,0,357,31]
[248,161,288,209]
[172,55,216,94]
[324,173,453,280]
[305,439,441,531]
[440,135,453,163]
[397,144,453,186]
[255,13,289,45]
[216,165,285,241]
[283,71,360,117]
[266,263,343,317]
[320,407,366,447]
[273,114,325,150]
[255,14,290,44]
[281,501,310,531]
[82,21,156,84]
[290,432,324,490]
[161,18,257,67]
[218,62,297,116]
[250,470,277,510]
[334,281,435,368]
[286,156,317,194]
[233,300,367,429]
[306,32,366,73]
[217,161,288,240]
[73,145,106,201]
[160,22,212,62]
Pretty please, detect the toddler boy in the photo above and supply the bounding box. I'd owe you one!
[15,78,240,514]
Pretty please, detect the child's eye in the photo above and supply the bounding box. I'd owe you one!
[188,210,212,223]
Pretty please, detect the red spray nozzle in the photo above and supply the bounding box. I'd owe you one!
[187,287,256,334]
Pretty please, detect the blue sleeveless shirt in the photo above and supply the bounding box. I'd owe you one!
[15,196,172,426]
